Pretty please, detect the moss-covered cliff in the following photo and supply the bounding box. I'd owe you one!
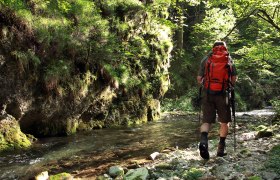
[0,114,33,151]
[0,0,173,151]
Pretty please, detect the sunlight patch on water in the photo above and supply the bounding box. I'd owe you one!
[30,158,44,165]
[236,109,275,117]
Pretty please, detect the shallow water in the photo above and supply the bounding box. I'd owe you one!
[236,108,275,117]
[0,114,199,179]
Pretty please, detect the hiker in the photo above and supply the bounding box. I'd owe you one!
[196,41,237,159]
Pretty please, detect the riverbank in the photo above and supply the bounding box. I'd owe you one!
[91,110,279,179]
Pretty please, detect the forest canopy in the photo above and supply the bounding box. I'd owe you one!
[0,0,279,114]
[164,0,280,112]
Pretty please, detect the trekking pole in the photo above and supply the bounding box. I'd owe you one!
[231,87,236,152]
[197,85,203,140]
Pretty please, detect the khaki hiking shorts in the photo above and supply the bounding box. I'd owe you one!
[202,93,232,123]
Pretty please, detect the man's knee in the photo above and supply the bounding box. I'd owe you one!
[220,123,229,130]
[201,123,211,132]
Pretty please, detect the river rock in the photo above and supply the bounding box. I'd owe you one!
[256,129,273,138]
[215,157,228,164]
[155,162,173,170]
[49,172,73,180]
[149,152,160,160]
[35,171,48,180]
[108,166,124,177]
[239,132,257,141]
[124,167,149,180]
[211,163,236,179]
[261,171,279,180]
[97,174,112,180]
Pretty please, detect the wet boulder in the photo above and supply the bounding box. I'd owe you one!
[34,171,48,180]
[108,165,125,177]
[49,172,73,180]
[257,130,273,139]
[0,114,32,151]
[124,167,149,180]
[256,125,274,139]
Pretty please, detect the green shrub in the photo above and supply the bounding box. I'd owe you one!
[162,95,194,112]
[264,145,280,173]
[1,0,26,11]
[182,168,203,180]
[247,176,262,180]
[45,60,70,81]
[271,99,280,120]
[98,0,143,17]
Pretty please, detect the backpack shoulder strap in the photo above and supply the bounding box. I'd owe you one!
[227,56,234,87]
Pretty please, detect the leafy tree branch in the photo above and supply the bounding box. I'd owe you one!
[257,9,280,31]
[222,9,258,40]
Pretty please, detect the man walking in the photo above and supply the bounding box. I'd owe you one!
[197,41,237,159]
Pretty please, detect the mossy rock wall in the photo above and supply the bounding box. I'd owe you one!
[0,0,172,144]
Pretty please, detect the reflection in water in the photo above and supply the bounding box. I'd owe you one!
[0,114,198,179]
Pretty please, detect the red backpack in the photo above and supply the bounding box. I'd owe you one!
[204,45,232,94]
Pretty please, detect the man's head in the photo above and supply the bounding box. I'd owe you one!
[213,41,227,48]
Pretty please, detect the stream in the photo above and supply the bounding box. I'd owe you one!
[0,108,276,180]
[0,114,199,179]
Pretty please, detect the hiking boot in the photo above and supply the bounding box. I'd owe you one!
[199,142,209,160]
[217,143,227,157]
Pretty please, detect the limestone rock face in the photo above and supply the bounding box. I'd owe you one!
[0,2,172,144]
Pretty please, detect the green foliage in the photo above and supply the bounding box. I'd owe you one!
[126,75,142,89]
[97,0,143,17]
[182,168,203,180]
[45,60,70,81]
[167,0,280,111]
[162,87,198,112]
[79,71,97,96]
[114,18,130,34]
[264,144,280,174]
[235,75,266,109]
[156,0,172,5]
[1,0,26,10]
[104,64,129,84]
[129,36,151,59]
[4,0,279,117]
[11,50,40,67]
[247,176,262,180]
[166,50,197,97]
[234,91,247,111]
[271,99,280,119]
[0,0,173,138]
[235,42,279,80]
[191,6,236,53]
[234,40,280,109]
